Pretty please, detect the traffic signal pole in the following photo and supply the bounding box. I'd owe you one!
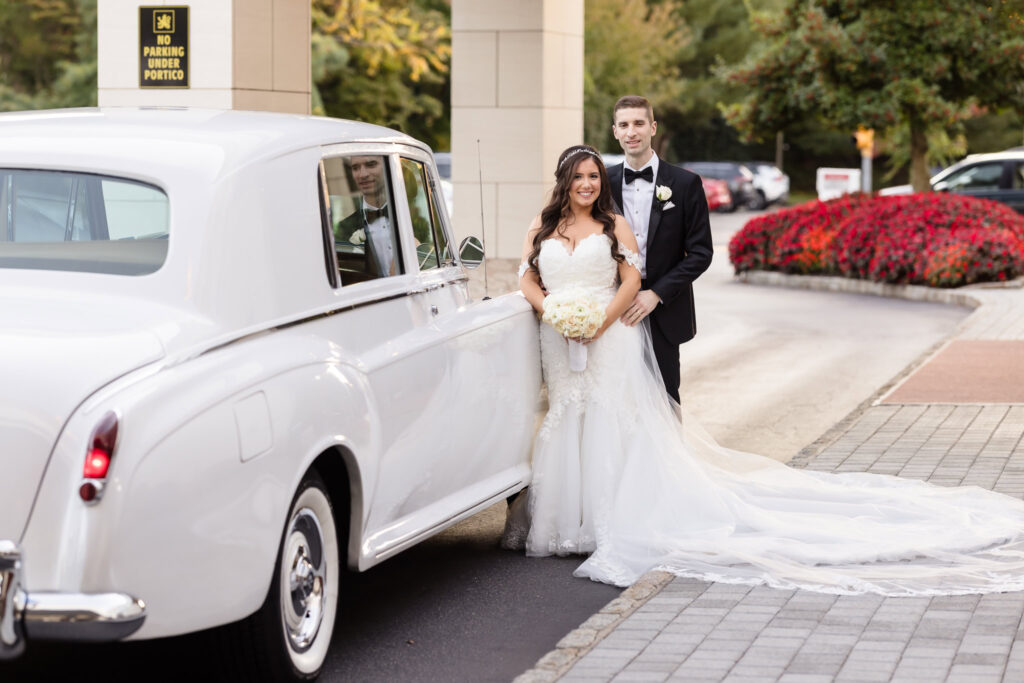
[855,127,874,192]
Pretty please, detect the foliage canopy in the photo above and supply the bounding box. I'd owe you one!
[723,0,1024,190]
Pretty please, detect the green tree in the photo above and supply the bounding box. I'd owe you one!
[723,0,1024,191]
[0,0,95,111]
[655,0,761,161]
[583,0,687,154]
[312,0,451,150]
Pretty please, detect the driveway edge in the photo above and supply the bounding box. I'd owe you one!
[512,570,675,683]
[739,271,996,468]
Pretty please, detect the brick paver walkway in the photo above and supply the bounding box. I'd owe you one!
[510,280,1024,683]
[558,403,1024,682]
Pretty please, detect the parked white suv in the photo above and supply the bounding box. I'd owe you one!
[744,161,790,209]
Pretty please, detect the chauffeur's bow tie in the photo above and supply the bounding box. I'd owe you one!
[624,167,654,184]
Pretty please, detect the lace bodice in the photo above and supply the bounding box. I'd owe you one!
[518,233,642,290]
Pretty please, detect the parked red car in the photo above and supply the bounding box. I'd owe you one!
[701,177,733,212]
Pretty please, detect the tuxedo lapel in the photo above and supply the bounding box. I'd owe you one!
[609,163,624,215]
[646,162,671,248]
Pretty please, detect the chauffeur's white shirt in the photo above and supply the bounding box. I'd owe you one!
[620,152,659,278]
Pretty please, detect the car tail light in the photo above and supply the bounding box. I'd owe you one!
[80,412,119,504]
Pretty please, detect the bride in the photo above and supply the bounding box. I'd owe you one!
[505,143,1024,596]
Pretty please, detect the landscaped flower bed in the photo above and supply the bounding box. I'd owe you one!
[729,193,1024,287]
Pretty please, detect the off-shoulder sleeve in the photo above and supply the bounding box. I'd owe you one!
[517,260,530,279]
[617,244,643,274]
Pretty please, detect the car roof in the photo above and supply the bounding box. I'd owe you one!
[956,150,1024,164]
[0,107,426,181]
[931,150,1024,182]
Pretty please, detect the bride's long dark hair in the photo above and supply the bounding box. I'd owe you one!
[526,144,624,274]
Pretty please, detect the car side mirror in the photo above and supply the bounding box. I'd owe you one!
[458,236,484,269]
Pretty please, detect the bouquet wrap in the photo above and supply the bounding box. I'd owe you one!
[541,289,606,372]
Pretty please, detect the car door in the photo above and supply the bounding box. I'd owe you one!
[1003,160,1024,214]
[316,147,457,560]
[387,153,540,529]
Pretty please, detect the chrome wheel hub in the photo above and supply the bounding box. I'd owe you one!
[282,508,327,653]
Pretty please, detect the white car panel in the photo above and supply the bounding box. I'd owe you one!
[0,108,542,659]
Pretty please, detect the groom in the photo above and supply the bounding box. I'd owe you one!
[606,95,713,403]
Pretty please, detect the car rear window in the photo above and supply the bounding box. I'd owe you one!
[0,169,169,275]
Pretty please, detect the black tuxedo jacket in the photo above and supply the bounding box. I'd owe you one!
[335,207,388,278]
[608,160,713,344]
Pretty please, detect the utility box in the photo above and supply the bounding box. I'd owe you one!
[816,168,862,201]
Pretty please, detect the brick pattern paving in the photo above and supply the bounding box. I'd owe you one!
[557,404,1024,682]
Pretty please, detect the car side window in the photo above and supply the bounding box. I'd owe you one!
[942,163,1003,191]
[0,169,168,275]
[400,158,453,271]
[320,155,403,286]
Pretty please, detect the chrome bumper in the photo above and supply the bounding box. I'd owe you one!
[0,540,146,659]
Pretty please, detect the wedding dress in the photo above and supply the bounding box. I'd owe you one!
[508,231,1024,596]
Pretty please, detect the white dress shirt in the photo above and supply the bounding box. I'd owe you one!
[364,203,394,275]
[620,153,659,278]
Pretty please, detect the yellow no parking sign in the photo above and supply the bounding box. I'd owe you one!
[139,6,189,88]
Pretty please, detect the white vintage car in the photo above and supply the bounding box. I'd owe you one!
[0,108,540,680]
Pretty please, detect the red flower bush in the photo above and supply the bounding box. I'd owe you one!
[729,193,1024,288]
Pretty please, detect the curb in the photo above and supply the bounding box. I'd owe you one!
[734,270,1017,306]
[512,570,675,683]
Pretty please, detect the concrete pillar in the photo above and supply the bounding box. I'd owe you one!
[98,0,310,113]
[451,0,584,259]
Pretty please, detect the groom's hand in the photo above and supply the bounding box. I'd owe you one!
[621,290,661,327]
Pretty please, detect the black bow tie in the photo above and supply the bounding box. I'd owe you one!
[365,207,387,223]
[624,166,653,184]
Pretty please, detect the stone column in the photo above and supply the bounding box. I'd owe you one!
[98,0,310,113]
[451,0,584,259]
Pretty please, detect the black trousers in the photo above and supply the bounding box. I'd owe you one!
[649,316,681,404]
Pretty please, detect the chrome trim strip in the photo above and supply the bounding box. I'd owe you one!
[372,480,528,561]
[200,276,467,356]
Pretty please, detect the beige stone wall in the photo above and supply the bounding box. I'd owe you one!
[98,0,310,113]
[451,0,584,259]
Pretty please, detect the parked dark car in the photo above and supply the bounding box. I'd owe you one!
[681,161,757,212]
[879,151,1024,214]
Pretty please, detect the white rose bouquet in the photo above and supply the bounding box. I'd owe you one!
[541,289,606,371]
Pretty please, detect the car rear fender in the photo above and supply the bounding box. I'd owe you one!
[18,333,375,640]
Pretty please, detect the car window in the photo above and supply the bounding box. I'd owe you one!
[320,154,403,286]
[0,169,168,275]
[400,157,453,271]
[941,162,1003,191]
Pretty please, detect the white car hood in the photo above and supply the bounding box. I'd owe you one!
[0,294,166,540]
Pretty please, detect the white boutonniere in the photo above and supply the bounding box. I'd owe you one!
[656,185,672,202]
[351,228,366,245]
